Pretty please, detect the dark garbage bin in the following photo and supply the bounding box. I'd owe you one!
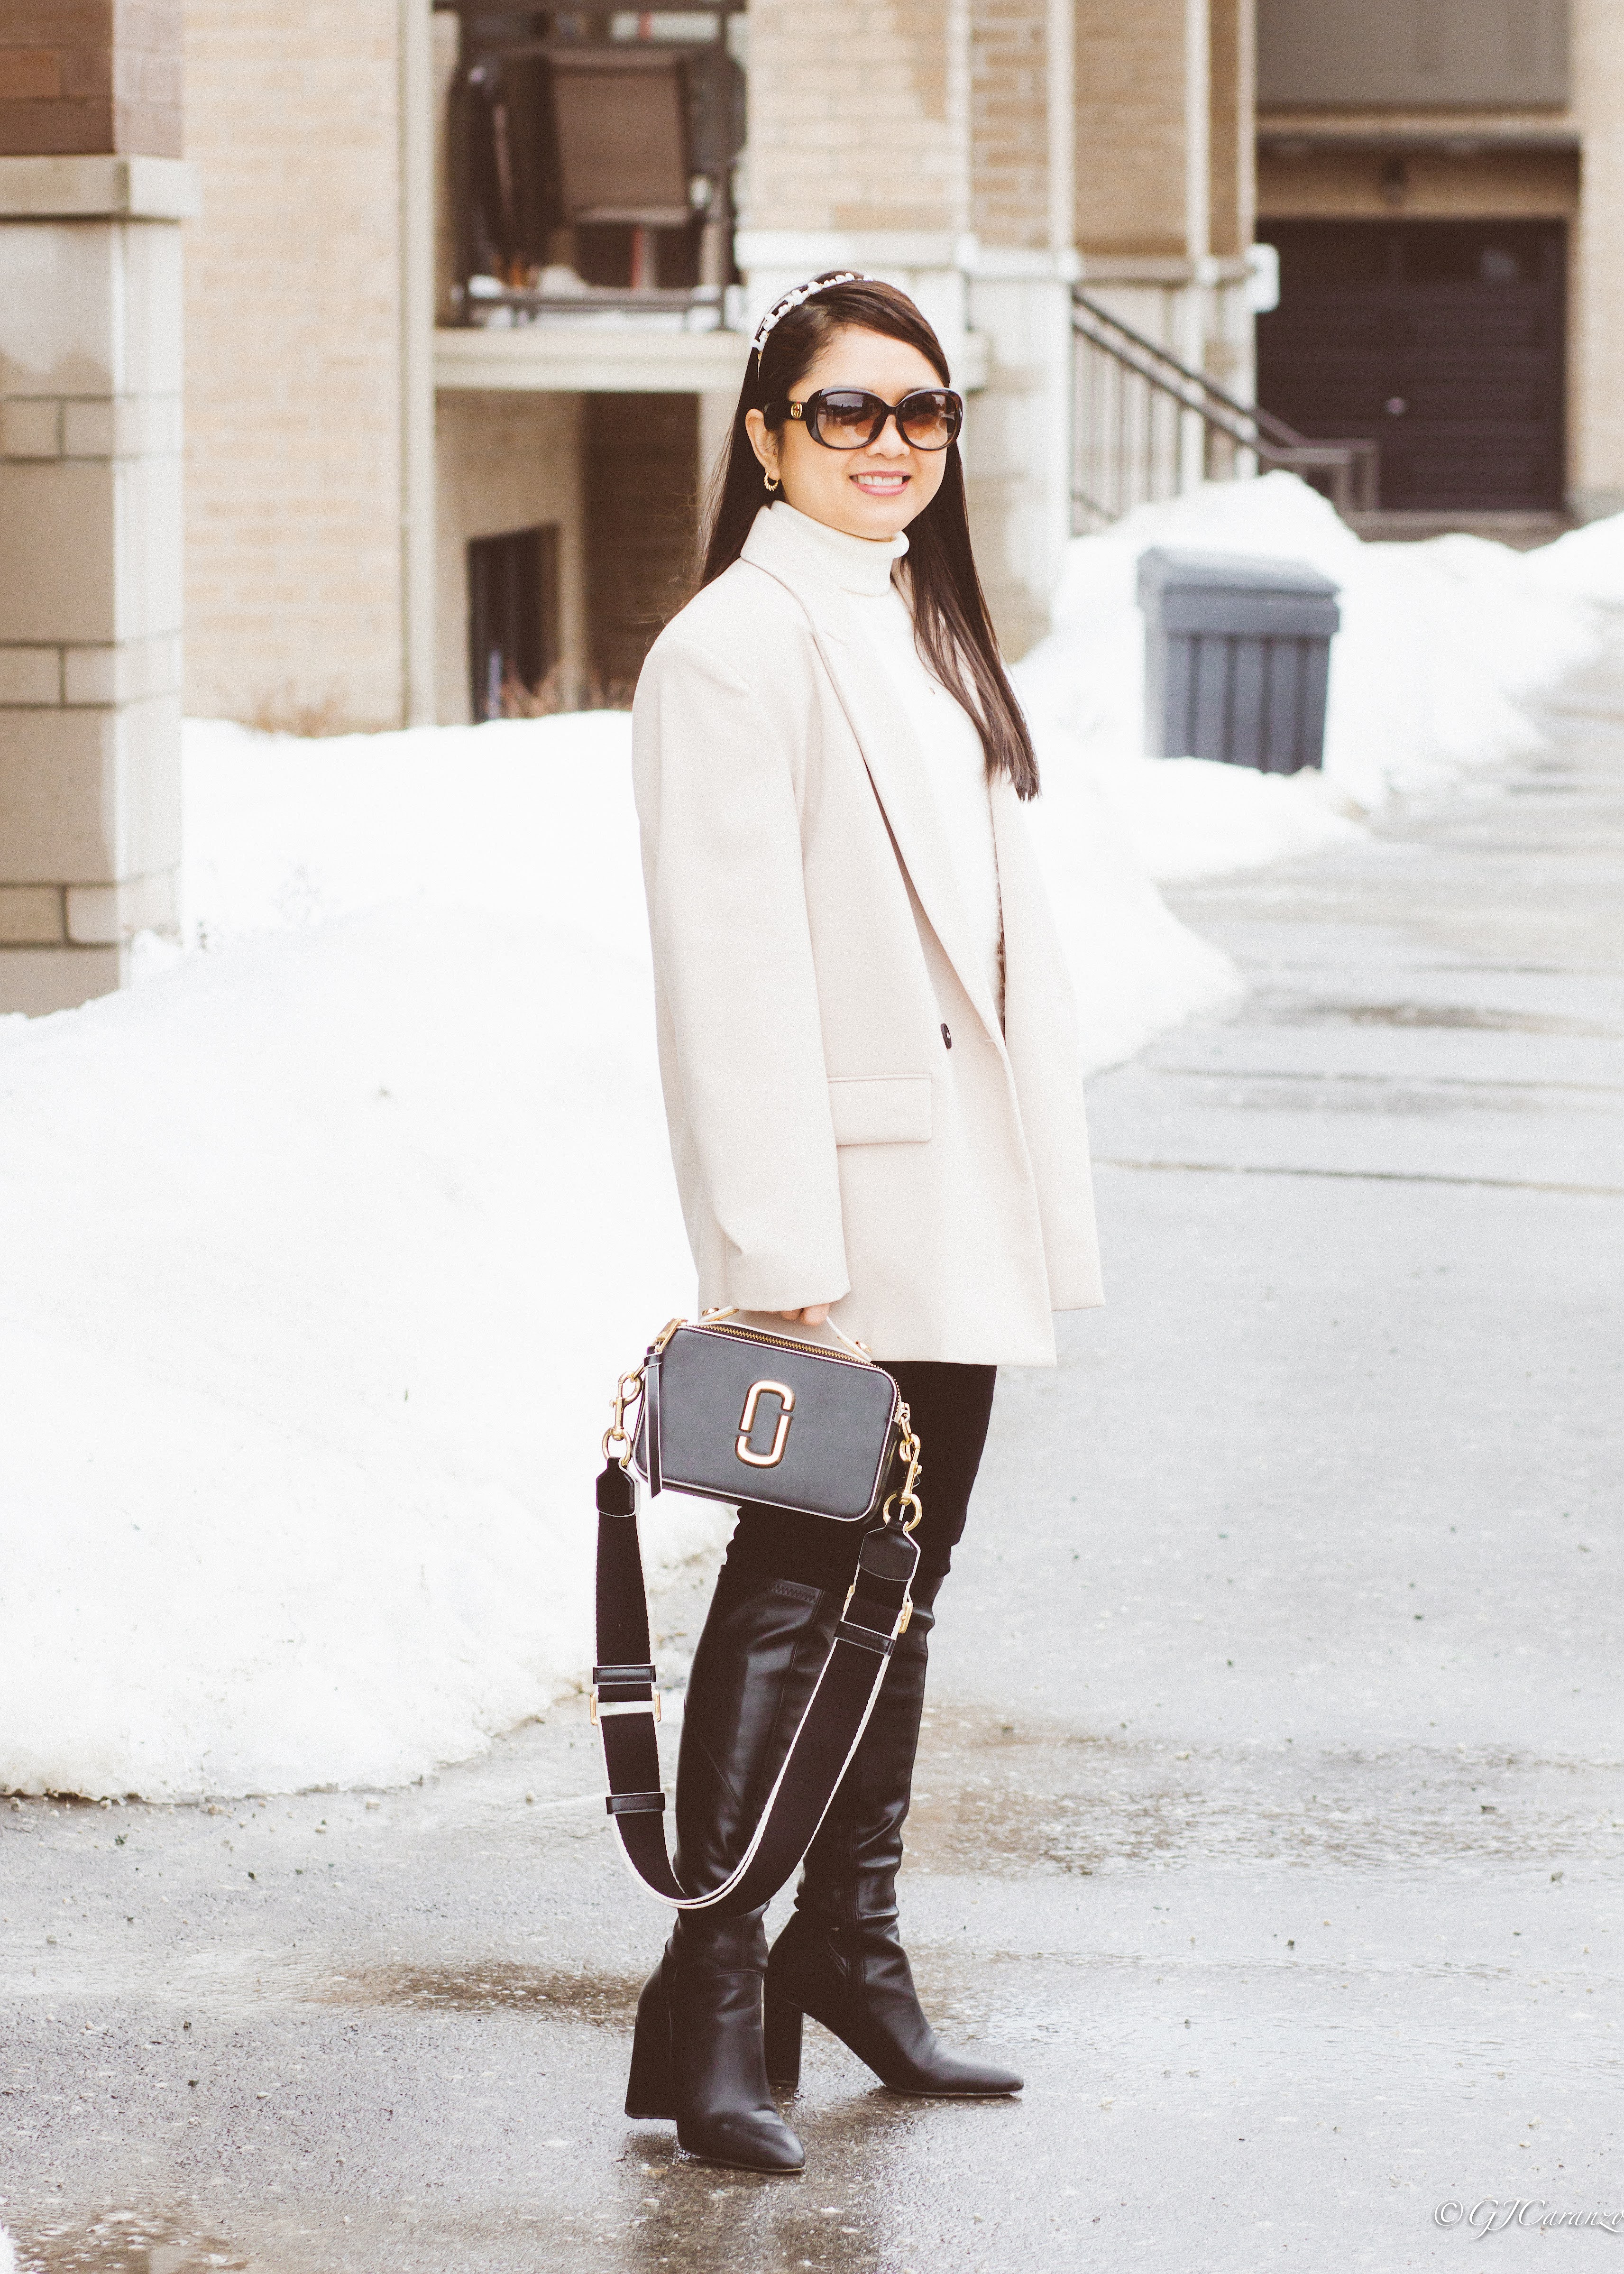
[1137,546,1342,773]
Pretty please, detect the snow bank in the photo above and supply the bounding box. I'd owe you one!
[0,710,1232,1801]
[0,723,722,1800]
[1017,473,1612,881]
[1525,511,1624,608]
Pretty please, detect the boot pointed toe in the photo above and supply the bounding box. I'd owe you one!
[678,2106,805,2173]
[883,2050,1023,2097]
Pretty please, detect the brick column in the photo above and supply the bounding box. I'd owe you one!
[1573,0,1624,517]
[1206,0,1257,408]
[963,0,1080,658]
[0,0,191,1014]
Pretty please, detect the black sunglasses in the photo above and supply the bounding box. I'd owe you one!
[774,387,964,452]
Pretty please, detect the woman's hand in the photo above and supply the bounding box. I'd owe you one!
[780,1304,833,1328]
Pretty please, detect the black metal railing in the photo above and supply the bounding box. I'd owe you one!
[1072,289,1379,527]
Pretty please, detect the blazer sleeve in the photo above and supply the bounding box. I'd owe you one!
[632,629,850,1312]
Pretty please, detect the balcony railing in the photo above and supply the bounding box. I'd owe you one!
[446,10,745,331]
[458,278,734,330]
[1072,289,1379,528]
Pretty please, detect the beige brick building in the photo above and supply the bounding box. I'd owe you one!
[183,1,421,731]
[4,0,1623,1010]
[0,2,190,1012]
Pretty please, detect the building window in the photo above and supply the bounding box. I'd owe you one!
[1256,0,1569,109]
[468,524,560,720]
[445,5,743,312]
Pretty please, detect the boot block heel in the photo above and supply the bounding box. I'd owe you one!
[624,1959,677,2120]
[763,1992,804,2090]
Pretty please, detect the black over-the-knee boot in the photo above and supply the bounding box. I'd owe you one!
[624,1568,840,2170]
[762,1607,1023,2096]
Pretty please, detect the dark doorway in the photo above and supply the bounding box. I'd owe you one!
[468,523,560,720]
[583,393,699,700]
[1256,221,1567,511]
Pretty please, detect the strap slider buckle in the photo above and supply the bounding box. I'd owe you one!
[841,1582,914,1639]
[589,1689,661,1726]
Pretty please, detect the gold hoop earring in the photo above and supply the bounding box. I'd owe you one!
[763,470,780,493]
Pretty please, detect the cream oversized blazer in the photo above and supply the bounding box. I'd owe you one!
[631,502,1102,1366]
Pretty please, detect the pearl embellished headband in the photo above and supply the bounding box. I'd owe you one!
[750,273,872,363]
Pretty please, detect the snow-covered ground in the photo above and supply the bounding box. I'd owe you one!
[1015,471,1609,878]
[1,478,1616,1803]
[0,732,721,1801]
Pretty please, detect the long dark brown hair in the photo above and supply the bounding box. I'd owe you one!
[697,275,1040,800]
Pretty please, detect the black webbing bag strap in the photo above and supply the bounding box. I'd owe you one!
[593,1458,918,1917]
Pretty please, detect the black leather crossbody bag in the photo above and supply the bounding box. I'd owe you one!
[632,1310,905,1517]
[592,1310,923,1917]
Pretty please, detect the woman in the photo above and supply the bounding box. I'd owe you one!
[626,273,1102,2173]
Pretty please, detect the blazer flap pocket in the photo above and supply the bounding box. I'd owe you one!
[827,1075,933,1146]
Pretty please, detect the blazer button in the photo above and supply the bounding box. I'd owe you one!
[941,1022,953,1050]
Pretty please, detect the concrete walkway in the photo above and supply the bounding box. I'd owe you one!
[3,664,1622,2274]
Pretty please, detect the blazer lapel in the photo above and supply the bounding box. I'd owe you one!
[740,507,1006,1050]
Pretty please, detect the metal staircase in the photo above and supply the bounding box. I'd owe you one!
[1071,289,1379,530]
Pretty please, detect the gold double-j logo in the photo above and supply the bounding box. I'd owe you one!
[735,1379,795,1469]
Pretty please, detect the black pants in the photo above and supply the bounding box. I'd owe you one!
[718,1362,997,1615]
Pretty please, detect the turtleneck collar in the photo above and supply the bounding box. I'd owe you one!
[768,500,908,598]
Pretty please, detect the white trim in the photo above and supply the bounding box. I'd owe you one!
[956,331,991,392]
[1184,0,1212,264]
[966,244,1080,282]
[1180,0,1213,491]
[1047,0,1075,258]
[0,155,199,221]
[434,322,751,394]
[1078,252,1251,285]
[947,0,973,238]
[399,0,437,728]
[735,228,963,270]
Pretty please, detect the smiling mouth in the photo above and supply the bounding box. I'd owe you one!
[852,472,909,492]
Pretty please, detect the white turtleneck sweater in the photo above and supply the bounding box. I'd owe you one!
[771,501,1003,1020]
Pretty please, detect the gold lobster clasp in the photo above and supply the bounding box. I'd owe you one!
[880,1408,924,1533]
[601,1366,645,1469]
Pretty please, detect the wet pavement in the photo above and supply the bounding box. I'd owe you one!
[3,660,1623,2273]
